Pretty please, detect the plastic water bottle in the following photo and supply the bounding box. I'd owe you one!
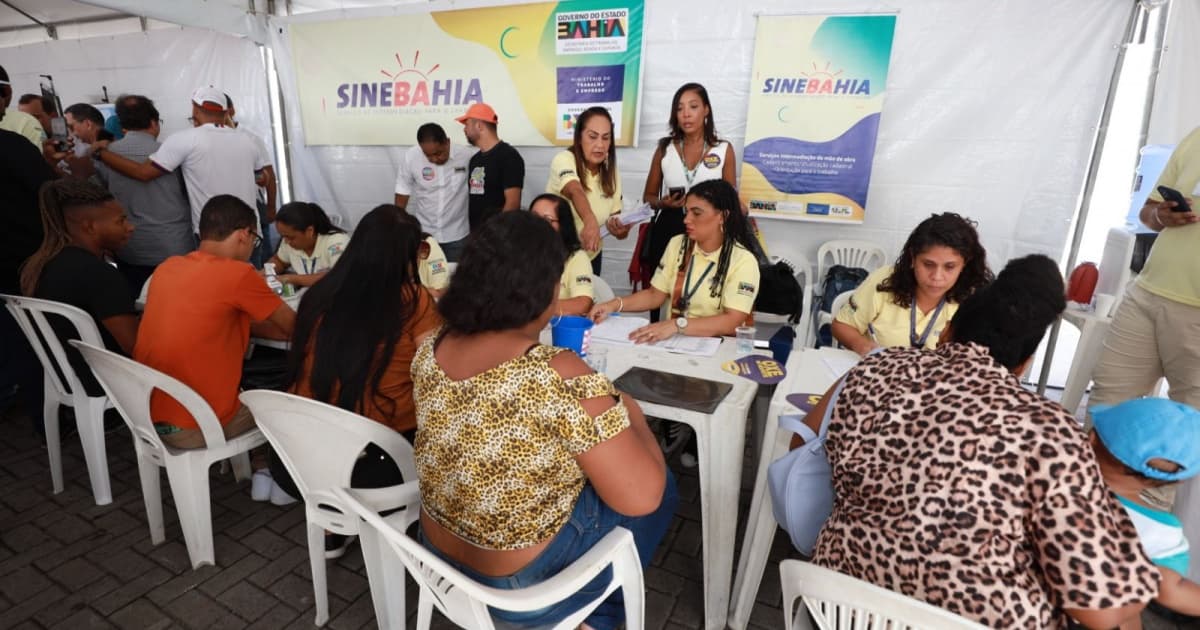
[263,263,284,295]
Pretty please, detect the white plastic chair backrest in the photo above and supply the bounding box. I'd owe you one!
[780,560,988,630]
[592,275,616,304]
[829,291,853,320]
[3,294,106,401]
[336,485,642,630]
[816,240,888,282]
[238,390,417,528]
[138,276,152,305]
[70,341,229,451]
[1095,227,1135,298]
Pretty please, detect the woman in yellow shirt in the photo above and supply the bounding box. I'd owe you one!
[545,106,630,273]
[530,193,594,316]
[590,179,761,342]
[832,212,993,355]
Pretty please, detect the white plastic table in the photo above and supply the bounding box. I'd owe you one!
[249,291,303,351]
[555,333,761,630]
[727,347,859,630]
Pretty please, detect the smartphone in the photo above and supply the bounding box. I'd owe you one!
[668,186,685,197]
[1158,185,1192,213]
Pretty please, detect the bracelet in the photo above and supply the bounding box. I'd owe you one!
[615,297,624,313]
[1151,206,1165,229]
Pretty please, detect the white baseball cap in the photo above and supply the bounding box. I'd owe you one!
[190,86,227,112]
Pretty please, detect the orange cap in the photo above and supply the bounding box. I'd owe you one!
[456,102,498,124]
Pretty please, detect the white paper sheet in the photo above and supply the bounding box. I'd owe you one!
[599,202,654,239]
[591,315,722,357]
[820,353,859,378]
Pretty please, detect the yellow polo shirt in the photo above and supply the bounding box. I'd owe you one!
[419,236,450,291]
[559,249,594,300]
[545,150,622,260]
[834,266,958,350]
[276,232,350,275]
[650,234,759,318]
[1139,127,1200,307]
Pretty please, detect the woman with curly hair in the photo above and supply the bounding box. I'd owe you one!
[832,212,993,356]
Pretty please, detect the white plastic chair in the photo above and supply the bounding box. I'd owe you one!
[815,291,853,349]
[238,390,421,627]
[592,275,616,304]
[2,294,116,505]
[815,240,888,286]
[780,561,988,630]
[334,486,646,630]
[70,341,264,568]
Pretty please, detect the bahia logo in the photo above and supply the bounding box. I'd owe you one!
[762,61,870,96]
[336,50,483,109]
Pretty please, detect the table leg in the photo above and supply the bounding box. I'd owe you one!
[728,398,786,630]
[693,410,747,630]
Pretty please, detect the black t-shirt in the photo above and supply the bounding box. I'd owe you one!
[34,246,136,396]
[0,129,55,294]
[467,141,525,230]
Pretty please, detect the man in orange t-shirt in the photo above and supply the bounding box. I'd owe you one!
[135,194,295,448]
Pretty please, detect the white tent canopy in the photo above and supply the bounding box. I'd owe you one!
[2,0,1198,298]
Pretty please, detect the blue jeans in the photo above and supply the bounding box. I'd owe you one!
[440,237,467,263]
[422,472,678,630]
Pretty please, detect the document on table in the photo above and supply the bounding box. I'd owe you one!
[591,316,722,357]
[820,352,859,378]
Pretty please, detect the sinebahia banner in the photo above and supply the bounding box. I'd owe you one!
[288,0,645,146]
[740,14,897,223]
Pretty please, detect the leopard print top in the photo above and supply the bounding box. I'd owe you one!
[411,331,630,550]
[812,343,1159,628]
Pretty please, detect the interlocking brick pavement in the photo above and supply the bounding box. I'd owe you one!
[1,408,1193,629]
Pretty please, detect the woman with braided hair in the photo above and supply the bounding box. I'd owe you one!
[589,178,761,342]
[20,179,137,394]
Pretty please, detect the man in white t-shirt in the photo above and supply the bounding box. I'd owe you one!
[395,122,471,262]
[89,86,268,240]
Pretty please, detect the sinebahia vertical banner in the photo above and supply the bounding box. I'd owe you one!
[740,14,897,223]
[287,0,645,146]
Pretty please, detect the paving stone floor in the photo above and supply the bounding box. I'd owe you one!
[0,405,1194,629]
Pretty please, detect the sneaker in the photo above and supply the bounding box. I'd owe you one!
[250,470,273,502]
[269,479,299,506]
[680,452,698,468]
[325,533,357,559]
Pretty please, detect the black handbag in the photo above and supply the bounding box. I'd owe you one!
[754,258,804,324]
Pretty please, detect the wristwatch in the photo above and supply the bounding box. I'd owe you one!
[675,316,689,332]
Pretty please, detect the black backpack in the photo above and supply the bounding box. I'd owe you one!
[816,265,869,346]
[753,258,804,324]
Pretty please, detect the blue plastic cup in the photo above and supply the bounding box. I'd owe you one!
[550,315,594,357]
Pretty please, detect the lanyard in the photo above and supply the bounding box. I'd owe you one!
[675,140,709,189]
[300,256,317,275]
[910,298,947,348]
[678,252,715,313]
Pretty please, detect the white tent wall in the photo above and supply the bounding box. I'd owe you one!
[269,0,1128,295]
[0,27,273,169]
[1149,0,1200,145]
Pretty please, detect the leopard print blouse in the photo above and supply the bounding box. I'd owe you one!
[812,343,1159,628]
[411,331,630,550]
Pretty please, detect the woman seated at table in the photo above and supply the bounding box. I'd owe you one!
[266,201,349,287]
[389,204,451,298]
[413,211,677,630]
[794,255,1158,629]
[545,106,630,273]
[589,179,760,343]
[265,204,441,555]
[832,212,992,355]
[530,193,594,316]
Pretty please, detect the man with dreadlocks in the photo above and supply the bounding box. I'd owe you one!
[19,179,138,396]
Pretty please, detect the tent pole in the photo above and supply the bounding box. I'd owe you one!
[1036,0,1171,396]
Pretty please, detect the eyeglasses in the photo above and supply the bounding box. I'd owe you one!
[249,230,263,248]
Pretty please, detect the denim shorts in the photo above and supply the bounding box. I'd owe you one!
[421,472,678,630]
